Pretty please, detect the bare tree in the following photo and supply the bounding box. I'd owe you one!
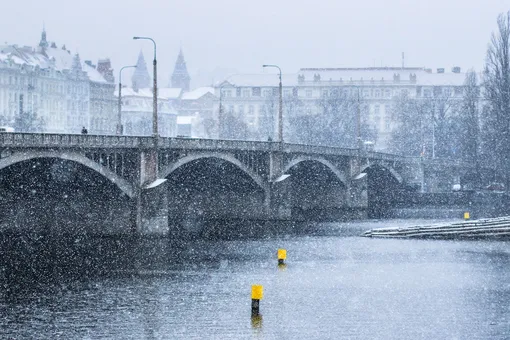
[431,87,457,158]
[459,70,480,162]
[483,11,510,187]
[388,92,424,155]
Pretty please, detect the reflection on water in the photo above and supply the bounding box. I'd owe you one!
[1,219,509,339]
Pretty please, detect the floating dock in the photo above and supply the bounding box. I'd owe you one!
[362,216,510,239]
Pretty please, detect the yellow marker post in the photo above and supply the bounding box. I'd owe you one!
[251,285,263,316]
[277,248,287,266]
[464,212,470,220]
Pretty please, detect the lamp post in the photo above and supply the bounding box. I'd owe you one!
[357,87,362,149]
[262,64,283,143]
[117,65,137,135]
[133,36,158,138]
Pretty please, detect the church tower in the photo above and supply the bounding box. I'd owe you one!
[38,27,49,54]
[170,49,190,91]
[131,51,151,91]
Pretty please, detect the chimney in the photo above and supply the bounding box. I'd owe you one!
[437,68,445,74]
[452,66,461,73]
[97,58,114,83]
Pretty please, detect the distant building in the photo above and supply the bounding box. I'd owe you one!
[117,87,178,137]
[0,29,116,134]
[177,87,216,138]
[123,50,214,138]
[214,67,468,149]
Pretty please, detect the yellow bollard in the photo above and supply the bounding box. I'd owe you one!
[251,285,263,317]
[464,212,470,220]
[277,248,287,266]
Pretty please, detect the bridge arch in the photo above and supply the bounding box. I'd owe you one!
[361,163,403,184]
[284,156,347,186]
[160,152,268,192]
[0,151,136,198]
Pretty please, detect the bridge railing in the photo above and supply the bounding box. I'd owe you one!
[0,133,156,148]
[158,137,275,151]
[0,133,423,164]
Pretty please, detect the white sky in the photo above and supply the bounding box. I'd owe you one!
[1,0,509,87]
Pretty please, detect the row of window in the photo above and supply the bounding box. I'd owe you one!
[0,73,89,95]
[221,86,463,99]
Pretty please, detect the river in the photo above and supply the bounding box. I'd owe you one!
[1,219,509,339]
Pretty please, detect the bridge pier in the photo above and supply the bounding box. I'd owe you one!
[135,179,169,235]
[135,149,169,235]
[346,173,368,219]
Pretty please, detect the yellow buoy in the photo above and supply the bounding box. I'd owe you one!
[277,248,287,265]
[464,212,470,220]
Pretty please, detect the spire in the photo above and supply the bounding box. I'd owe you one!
[39,26,48,51]
[170,48,191,91]
[72,53,82,72]
[131,50,151,91]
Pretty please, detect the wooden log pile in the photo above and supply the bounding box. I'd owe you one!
[362,216,510,239]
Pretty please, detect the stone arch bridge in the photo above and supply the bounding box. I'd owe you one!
[0,133,484,235]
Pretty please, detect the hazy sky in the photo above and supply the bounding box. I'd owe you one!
[2,0,509,87]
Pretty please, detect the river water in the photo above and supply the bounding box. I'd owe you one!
[1,219,509,339]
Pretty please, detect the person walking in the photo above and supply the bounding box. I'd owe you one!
[81,126,88,135]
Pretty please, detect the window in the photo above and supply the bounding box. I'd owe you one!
[375,90,380,98]
[306,89,313,98]
[252,87,261,96]
[236,88,241,96]
[222,89,232,98]
[248,105,254,114]
[423,89,432,97]
[322,89,328,97]
[263,89,272,97]
[242,89,251,97]
[284,89,291,97]
[385,89,391,98]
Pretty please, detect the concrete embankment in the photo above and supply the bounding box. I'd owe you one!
[362,216,510,239]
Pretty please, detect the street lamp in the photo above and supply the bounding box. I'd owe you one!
[133,36,158,138]
[117,65,137,135]
[262,64,283,143]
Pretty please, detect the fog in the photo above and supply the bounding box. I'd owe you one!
[1,0,509,86]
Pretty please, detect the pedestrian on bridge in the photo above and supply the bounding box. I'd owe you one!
[81,127,88,135]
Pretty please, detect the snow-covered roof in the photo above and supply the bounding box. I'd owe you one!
[181,87,215,100]
[298,67,467,86]
[117,87,182,100]
[215,74,298,87]
[158,88,182,99]
[0,44,111,83]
